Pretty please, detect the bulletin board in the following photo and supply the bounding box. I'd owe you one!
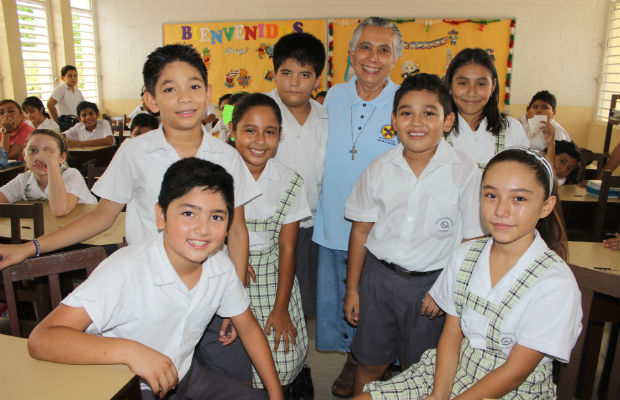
[326,18,516,110]
[163,19,327,101]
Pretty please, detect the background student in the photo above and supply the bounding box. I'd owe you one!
[358,147,582,399]
[519,90,571,151]
[64,101,114,147]
[22,97,61,132]
[28,158,282,400]
[444,48,529,170]
[230,93,310,391]
[47,65,85,130]
[129,113,160,137]
[0,129,96,216]
[0,99,34,160]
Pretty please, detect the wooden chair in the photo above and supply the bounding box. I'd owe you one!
[591,169,620,242]
[85,159,107,190]
[603,94,619,158]
[1,246,107,337]
[0,203,44,243]
[579,151,605,181]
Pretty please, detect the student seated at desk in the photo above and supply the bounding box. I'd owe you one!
[0,129,96,216]
[64,101,114,147]
[28,158,282,399]
[554,140,581,185]
[22,97,60,133]
[518,90,571,152]
[0,99,34,160]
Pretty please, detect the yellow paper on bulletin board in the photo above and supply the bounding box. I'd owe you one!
[163,19,327,101]
[328,18,515,110]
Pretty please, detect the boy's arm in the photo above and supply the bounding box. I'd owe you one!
[344,221,374,326]
[47,97,59,121]
[231,308,283,400]
[28,304,178,398]
[227,205,249,285]
[453,344,543,400]
[265,221,299,353]
[0,198,123,269]
[67,135,114,147]
[426,314,464,400]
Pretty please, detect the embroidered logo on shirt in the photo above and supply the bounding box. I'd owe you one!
[377,124,397,145]
[435,217,454,232]
[500,335,515,347]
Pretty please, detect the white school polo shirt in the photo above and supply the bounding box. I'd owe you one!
[429,232,582,364]
[92,126,261,245]
[518,116,571,151]
[62,233,250,384]
[51,82,85,116]
[345,139,483,271]
[65,120,113,142]
[245,158,311,251]
[447,114,529,166]
[0,168,97,204]
[38,118,61,132]
[267,89,328,229]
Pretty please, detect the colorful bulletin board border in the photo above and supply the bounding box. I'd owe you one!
[327,18,516,111]
[163,19,327,102]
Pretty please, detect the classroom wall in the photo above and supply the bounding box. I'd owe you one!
[78,0,620,151]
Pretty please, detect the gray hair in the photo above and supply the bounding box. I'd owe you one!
[348,17,403,60]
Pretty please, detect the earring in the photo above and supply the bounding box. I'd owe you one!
[230,136,235,142]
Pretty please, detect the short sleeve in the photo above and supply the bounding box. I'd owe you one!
[458,163,484,238]
[0,173,27,203]
[514,266,582,363]
[344,165,378,222]
[64,124,80,140]
[100,120,113,137]
[51,84,64,102]
[506,117,530,148]
[91,141,135,204]
[216,259,251,318]
[62,168,97,204]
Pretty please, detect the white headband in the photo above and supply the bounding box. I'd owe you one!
[500,146,555,196]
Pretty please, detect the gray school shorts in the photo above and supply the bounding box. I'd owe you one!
[351,251,445,368]
[295,227,319,316]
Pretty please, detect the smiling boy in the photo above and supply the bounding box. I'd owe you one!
[28,158,282,399]
[343,74,484,395]
[64,101,114,147]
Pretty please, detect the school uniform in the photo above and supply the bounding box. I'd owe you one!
[64,120,113,142]
[0,167,97,204]
[447,114,529,170]
[365,233,582,398]
[244,158,310,387]
[345,140,483,367]
[92,125,261,245]
[267,88,328,315]
[37,118,61,132]
[208,119,229,143]
[128,105,148,121]
[62,233,266,399]
[313,76,399,352]
[518,115,571,151]
[51,82,84,116]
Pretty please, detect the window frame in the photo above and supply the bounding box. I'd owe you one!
[596,0,620,122]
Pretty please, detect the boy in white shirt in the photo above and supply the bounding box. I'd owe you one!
[48,65,85,121]
[344,74,484,395]
[64,101,114,147]
[28,158,282,399]
[518,90,571,151]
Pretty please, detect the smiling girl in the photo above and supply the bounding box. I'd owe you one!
[0,129,96,216]
[229,93,310,391]
[445,48,529,170]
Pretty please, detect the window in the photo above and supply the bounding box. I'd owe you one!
[16,0,55,102]
[70,0,99,104]
[597,0,620,121]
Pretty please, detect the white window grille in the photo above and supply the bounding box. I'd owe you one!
[70,0,99,104]
[597,1,620,121]
[16,0,55,102]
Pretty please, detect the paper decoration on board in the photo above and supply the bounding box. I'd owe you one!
[401,59,420,79]
[264,69,275,82]
[237,69,251,88]
[202,48,211,70]
[257,43,274,59]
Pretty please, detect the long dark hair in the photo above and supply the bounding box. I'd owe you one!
[445,48,507,136]
[482,148,568,260]
[22,96,50,119]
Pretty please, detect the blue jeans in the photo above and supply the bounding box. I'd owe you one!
[315,245,357,352]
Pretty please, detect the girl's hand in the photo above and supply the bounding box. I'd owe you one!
[34,149,60,170]
[218,318,238,346]
[603,232,620,250]
[421,292,444,319]
[126,343,178,398]
[344,290,360,326]
[245,263,256,286]
[265,309,297,353]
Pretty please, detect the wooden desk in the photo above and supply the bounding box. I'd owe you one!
[560,185,620,240]
[0,202,125,245]
[0,334,140,400]
[559,242,620,400]
[0,162,25,186]
[559,184,620,204]
[67,145,117,171]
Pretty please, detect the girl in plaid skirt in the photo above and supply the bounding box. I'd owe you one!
[230,93,310,390]
[356,148,582,399]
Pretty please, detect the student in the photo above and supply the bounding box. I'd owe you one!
[519,90,571,151]
[554,140,581,185]
[229,93,310,390]
[47,65,85,123]
[127,85,159,123]
[210,92,247,142]
[130,113,160,137]
[445,48,529,170]
[219,93,232,109]
[344,74,483,395]
[22,97,61,132]
[64,101,114,147]
[0,99,34,160]
[28,158,282,400]
[356,147,582,399]
[0,129,96,215]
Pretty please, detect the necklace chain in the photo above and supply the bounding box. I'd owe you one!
[350,105,376,160]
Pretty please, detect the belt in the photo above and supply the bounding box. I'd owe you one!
[377,257,439,278]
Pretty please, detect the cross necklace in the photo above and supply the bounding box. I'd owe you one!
[350,106,376,160]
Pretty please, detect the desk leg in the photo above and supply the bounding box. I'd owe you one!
[606,329,620,400]
[558,287,593,400]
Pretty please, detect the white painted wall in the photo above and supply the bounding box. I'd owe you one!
[95,0,610,109]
